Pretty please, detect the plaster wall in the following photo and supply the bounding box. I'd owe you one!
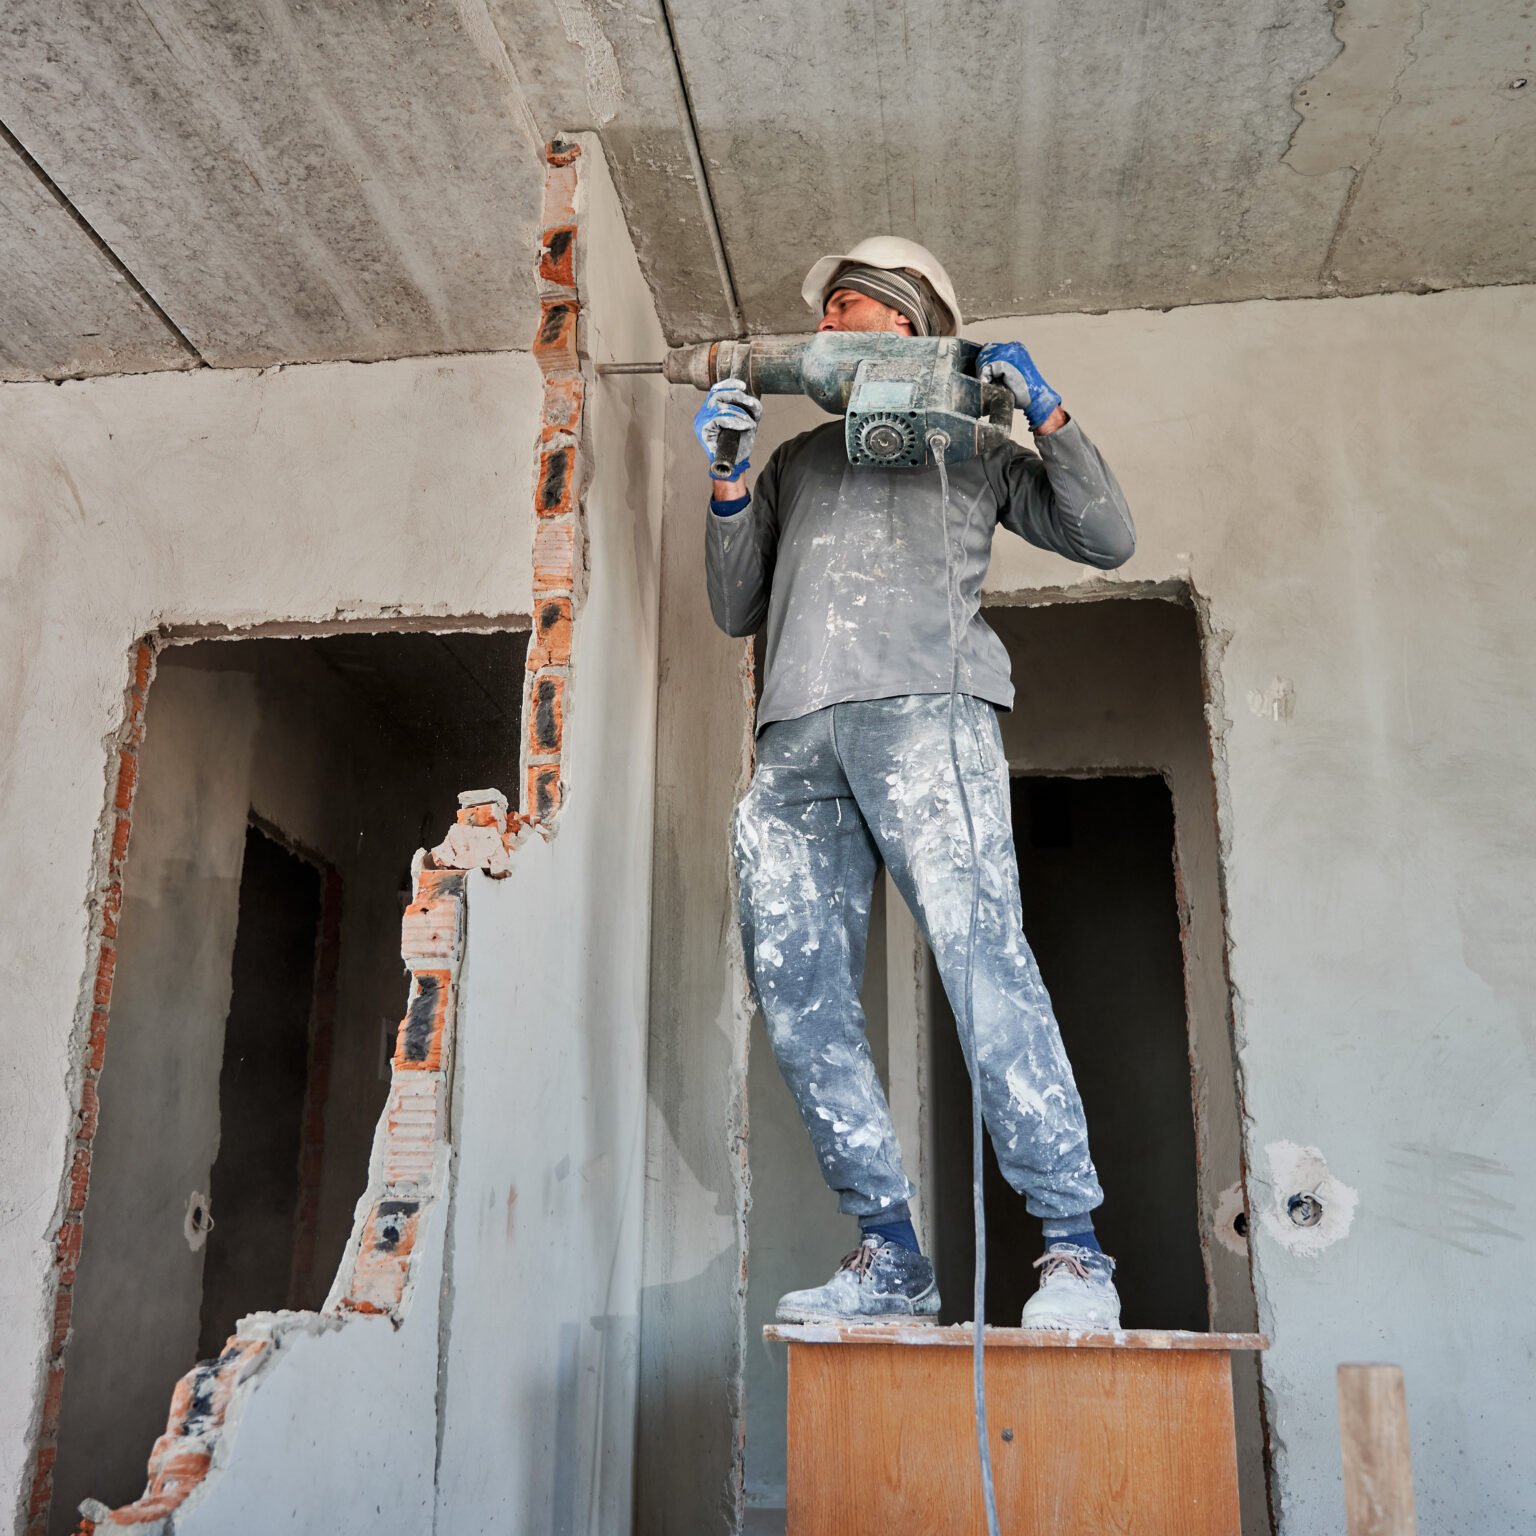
[645,283,1536,1534]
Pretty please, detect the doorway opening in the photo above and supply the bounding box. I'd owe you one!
[929,772,1208,1331]
[196,820,329,1357]
[50,626,527,1534]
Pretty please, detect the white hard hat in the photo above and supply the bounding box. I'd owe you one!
[802,236,962,334]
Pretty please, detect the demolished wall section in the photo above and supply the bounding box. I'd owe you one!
[0,338,546,1530]
[0,127,667,1536]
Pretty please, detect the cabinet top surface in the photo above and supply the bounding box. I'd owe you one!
[763,1325,1269,1351]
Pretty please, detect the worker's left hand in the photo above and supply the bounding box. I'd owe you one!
[977,341,1063,431]
[694,377,762,479]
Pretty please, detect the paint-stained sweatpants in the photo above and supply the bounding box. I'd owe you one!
[734,694,1103,1223]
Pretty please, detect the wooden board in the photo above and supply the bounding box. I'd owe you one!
[778,1329,1265,1535]
[1338,1364,1418,1536]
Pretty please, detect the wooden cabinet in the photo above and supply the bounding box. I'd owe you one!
[765,1325,1268,1535]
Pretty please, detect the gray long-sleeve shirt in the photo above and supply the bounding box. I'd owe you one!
[705,416,1135,727]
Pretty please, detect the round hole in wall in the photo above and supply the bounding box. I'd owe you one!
[1233,1210,1248,1238]
[184,1188,214,1251]
[1287,1192,1324,1228]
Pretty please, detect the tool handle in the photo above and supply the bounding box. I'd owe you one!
[711,427,746,479]
[981,379,1015,434]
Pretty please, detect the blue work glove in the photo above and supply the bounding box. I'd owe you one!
[693,377,762,480]
[977,341,1063,431]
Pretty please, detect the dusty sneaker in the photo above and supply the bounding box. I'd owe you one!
[1020,1245,1121,1331]
[775,1234,941,1324]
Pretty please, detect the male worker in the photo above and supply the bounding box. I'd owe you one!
[698,238,1135,1330]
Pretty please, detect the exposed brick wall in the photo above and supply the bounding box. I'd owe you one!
[332,861,464,1316]
[26,641,154,1536]
[519,138,588,832]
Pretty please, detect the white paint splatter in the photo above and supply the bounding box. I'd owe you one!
[552,0,623,125]
[1005,1062,1048,1120]
[1212,1180,1249,1258]
[1259,1140,1358,1257]
[1247,677,1294,722]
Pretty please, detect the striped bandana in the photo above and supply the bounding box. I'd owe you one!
[827,264,952,337]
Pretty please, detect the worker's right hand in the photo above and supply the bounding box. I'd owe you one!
[694,378,762,480]
[977,341,1063,432]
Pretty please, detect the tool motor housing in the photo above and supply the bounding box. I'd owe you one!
[667,333,1014,470]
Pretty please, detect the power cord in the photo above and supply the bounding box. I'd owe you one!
[928,430,1001,1536]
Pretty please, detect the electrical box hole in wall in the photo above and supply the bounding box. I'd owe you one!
[48,627,527,1535]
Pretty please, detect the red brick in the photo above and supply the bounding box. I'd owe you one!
[392,970,453,1072]
[113,751,137,812]
[532,520,574,594]
[27,1445,54,1518]
[92,947,116,1009]
[415,868,467,901]
[455,803,502,829]
[539,225,576,288]
[541,375,584,434]
[535,444,575,517]
[133,642,153,695]
[542,152,581,225]
[55,1221,82,1286]
[528,674,565,755]
[401,899,461,965]
[526,598,572,670]
[86,1010,108,1073]
[66,1147,92,1214]
[49,1289,73,1356]
[533,301,580,376]
[383,1075,443,1185]
[345,1199,422,1312]
[77,1080,99,1141]
[546,138,582,169]
[40,1364,64,1430]
[100,880,122,941]
[124,687,147,746]
[527,764,562,822]
[110,815,131,868]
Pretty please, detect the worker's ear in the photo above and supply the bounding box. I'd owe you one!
[893,313,916,336]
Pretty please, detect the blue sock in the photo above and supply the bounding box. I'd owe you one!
[860,1203,921,1256]
[1042,1218,1101,1255]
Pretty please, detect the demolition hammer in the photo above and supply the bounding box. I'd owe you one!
[598,332,1015,477]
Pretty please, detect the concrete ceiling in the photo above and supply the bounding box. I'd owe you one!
[2,0,1531,379]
